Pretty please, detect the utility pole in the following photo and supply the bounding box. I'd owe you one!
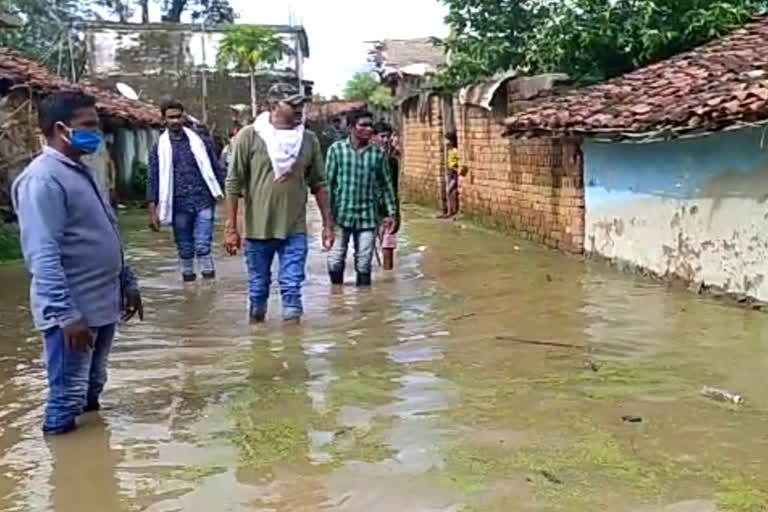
[200,20,209,126]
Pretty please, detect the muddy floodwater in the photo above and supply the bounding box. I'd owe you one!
[1,206,768,512]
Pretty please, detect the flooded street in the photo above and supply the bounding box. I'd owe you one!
[1,205,767,512]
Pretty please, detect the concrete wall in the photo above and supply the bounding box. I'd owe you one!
[83,24,311,133]
[399,84,585,253]
[584,127,768,301]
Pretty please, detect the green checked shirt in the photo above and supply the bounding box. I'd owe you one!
[326,138,397,230]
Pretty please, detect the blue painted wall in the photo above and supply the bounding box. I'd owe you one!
[584,127,768,206]
[582,126,768,301]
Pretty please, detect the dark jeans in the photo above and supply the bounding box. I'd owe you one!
[173,206,215,275]
[42,323,115,433]
[244,234,308,319]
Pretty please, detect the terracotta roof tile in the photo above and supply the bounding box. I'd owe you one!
[0,50,161,127]
[505,15,768,139]
[305,100,366,122]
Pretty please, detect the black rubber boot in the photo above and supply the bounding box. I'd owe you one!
[83,399,101,412]
[356,273,372,287]
[182,273,197,282]
[329,270,344,285]
[202,271,216,280]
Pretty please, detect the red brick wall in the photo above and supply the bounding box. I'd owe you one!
[400,95,445,209]
[399,85,585,254]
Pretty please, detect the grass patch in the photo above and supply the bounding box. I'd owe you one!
[0,222,21,262]
[715,475,768,512]
[442,424,679,510]
[326,365,401,408]
[443,422,768,511]
[327,428,395,466]
[227,381,312,474]
[179,464,227,483]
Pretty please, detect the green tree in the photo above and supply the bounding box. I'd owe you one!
[369,85,396,109]
[342,72,394,109]
[342,72,379,101]
[438,0,768,87]
[0,0,90,78]
[216,25,292,117]
[525,0,768,84]
[438,0,550,88]
[160,0,236,23]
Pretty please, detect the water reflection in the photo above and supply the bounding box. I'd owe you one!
[48,418,123,512]
[0,208,767,511]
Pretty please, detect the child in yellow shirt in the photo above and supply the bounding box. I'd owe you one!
[443,132,460,218]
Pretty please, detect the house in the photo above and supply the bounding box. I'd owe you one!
[398,73,576,248]
[305,100,366,153]
[505,15,768,303]
[80,21,313,132]
[367,38,445,99]
[0,51,162,206]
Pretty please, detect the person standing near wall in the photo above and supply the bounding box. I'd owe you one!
[372,121,400,271]
[146,100,225,282]
[223,83,334,323]
[326,111,397,286]
[440,132,460,219]
[12,91,143,435]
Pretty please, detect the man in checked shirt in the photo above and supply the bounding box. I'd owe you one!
[326,110,397,287]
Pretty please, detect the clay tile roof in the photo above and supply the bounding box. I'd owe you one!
[505,15,768,140]
[306,100,366,122]
[0,50,161,127]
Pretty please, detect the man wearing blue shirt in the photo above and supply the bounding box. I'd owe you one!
[12,91,144,435]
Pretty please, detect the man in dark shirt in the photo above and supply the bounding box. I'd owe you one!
[372,121,400,270]
[147,100,225,282]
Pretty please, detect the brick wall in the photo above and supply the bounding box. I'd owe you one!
[400,94,445,209]
[399,80,585,254]
[0,92,41,208]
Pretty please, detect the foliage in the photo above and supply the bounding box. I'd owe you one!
[437,0,549,88]
[0,0,88,78]
[342,72,395,109]
[0,222,21,263]
[369,85,396,109]
[130,159,148,198]
[160,0,236,23]
[342,72,379,101]
[438,0,768,88]
[216,25,291,72]
[524,0,768,84]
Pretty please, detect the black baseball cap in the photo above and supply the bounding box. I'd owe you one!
[267,83,306,106]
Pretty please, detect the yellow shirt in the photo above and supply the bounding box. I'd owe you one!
[447,147,459,172]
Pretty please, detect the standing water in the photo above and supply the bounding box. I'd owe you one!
[0,205,767,512]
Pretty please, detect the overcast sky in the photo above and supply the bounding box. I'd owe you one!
[230,0,450,95]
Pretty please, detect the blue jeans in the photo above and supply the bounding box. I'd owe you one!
[42,324,116,433]
[173,207,215,275]
[244,234,308,319]
[327,227,376,275]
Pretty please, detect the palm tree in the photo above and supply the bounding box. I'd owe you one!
[217,25,293,118]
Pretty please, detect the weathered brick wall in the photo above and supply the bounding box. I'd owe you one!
[399,81,585,254]
[83,24,311,134]
[0,92,42,208]
[400,94,445,208]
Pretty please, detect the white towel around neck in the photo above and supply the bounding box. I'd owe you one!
[253,112,305,180]
[157,127,223,225]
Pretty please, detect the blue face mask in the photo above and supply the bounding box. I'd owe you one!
[62,125,103,154]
